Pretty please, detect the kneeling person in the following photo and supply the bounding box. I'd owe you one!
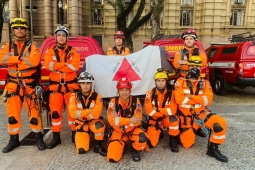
[145,69,179,152]
[107,78,148,162]
[69,72,107,156]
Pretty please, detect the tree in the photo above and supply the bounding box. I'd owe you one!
[106,0,153,52]
[150,0,164,40]
[0,0,9,42]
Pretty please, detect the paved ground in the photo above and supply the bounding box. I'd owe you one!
[0,99,255,170]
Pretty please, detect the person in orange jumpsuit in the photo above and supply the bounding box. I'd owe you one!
[0,18,46,153]
[172,28,207,78]
[144,68,179,152]
[106,78,148,162]
[69,71,107,156]
[107,31,130,56]
[174,55,228,162]
[44,26,80,149]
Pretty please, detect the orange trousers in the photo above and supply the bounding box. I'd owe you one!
[75,119,106,153]
[107,127,148,162]
[6,82,43,135]
[147,115,180,147]
[49,91,75,132]
[180,111,227,148]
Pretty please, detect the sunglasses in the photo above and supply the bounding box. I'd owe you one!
[13,27,26,30]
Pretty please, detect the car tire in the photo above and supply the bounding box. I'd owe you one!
[213,74,227,95]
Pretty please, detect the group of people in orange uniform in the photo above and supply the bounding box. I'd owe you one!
[0,18,228,163]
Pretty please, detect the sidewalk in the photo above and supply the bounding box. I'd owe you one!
[0,103,255,170]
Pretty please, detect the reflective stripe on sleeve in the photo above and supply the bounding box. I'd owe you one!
[67,64,76,71]
[76,110,81,118]
[167,108,172,115]
[202,95,208,106]
[114,117,120,126]
[49,61,55,71]
[149,110,156,116]
[182,97,189,104]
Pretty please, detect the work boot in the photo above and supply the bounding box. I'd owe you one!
[131,147,141,162]
[169,135,179,152]
[194,128,207,138]
[2,134,21,153]
[47,132,61,149]
[36,132,46,150]
[71,131,76,143]
[93,140,107,156]
[207,142,228,162]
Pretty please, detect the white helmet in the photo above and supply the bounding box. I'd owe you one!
[78,71,94,83]
[54,25,69,36]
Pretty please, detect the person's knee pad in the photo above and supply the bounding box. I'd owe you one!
[139,132,147,143]
[146,126,160,147]
[52,111,60,119]
[213,123,223,133]
[29,117,38,125]
[90,119,106,140]
[169,115,178,122]
[8,116,18,125]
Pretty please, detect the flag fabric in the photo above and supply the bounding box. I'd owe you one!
[85,46,162,98]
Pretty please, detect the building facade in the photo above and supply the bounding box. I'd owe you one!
[1,0,255,52]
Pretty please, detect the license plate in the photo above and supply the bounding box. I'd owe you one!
[0,81,5,85]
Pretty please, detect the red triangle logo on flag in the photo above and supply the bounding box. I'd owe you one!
[112,58,141,81]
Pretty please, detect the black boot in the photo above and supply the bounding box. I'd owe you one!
[2,134,21,153]
[47,132,61,149]
[93,140,107,156]
[131,147,141,162]
[207,142,228,162]
[71,131,76,143]
[169,135,179,152]
[37,132,46,150]
[194,128,207,138]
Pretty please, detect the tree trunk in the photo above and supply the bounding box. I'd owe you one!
[125,34,133,53]
[151,14,160,40]
[151,0,164,41]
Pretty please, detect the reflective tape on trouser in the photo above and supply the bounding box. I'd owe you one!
[52,121,62,126]
[8,128,21,134]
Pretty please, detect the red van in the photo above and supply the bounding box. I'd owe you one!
[0,36,104,89]
[143,35,208,79]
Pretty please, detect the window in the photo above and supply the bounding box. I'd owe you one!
[92,36,103,48]
[230,0,246,26]
[246,46,255,56]
[208,48,218,59]
[180,0,194,26]
[91,9,104,25]
[180,10,193,26]
[222,47,238,54]
[91,0,102,4]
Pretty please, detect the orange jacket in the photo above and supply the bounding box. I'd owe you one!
[174,77,213,116]
[107,46,130,56]
[69,91,103,121]
[0,40,40,83]
[145,88,177,119]
[44,45,80,90]
[173,46,207,71]
[107,96,142,133]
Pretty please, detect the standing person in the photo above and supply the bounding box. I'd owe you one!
[107,31,130,56]
[0,18,46,153]
[69,71,107,156]
[173,28,207,78]
[44,26,80,149]
[144,68,179,152]
[174,55,228,162]
[106,78,148,162]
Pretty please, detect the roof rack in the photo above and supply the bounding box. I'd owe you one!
[210,42,232,46]
[228,32,255,44]
[152,34,182,42]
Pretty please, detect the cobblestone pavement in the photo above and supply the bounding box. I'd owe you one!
[0,101,255,170]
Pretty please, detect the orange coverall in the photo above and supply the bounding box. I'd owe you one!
[144,88,179,147]
[174,77,227,148]
[173,46,207,77]
[44,45,80,132]
[106,97,148,162]
[69,90,106,153]
[0,41,42,134]
[107,46,130,56]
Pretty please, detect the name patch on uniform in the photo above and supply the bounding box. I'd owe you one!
[175,82,179,86]
[100,98,103,102]
[138,103,142,108]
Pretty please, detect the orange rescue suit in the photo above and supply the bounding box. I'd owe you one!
[144,87,179,147]
[69,90,106,153]
[44,45,80,132]
[174,77,227,148]
[0,40,42,134]
[107,46,130,56]
[106,97,148,162]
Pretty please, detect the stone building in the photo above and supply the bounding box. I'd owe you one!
[1,0,255,52]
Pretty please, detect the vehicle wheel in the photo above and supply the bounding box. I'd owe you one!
[213,74,227,95]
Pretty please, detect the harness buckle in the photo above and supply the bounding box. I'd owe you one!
[59,73,66,85]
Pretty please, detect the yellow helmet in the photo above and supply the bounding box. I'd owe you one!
[187,56,202,66]
[10,18,28,28]
[154,68,168,80]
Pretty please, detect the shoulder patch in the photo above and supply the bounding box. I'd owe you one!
[175,82,179,86]
[100,98,103,102]
[108,47,112,51]
[137,103,142,108]
[0,45,5,50]
[146,94,150,97]
[69,97,72,102]
[35,43,40,49]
